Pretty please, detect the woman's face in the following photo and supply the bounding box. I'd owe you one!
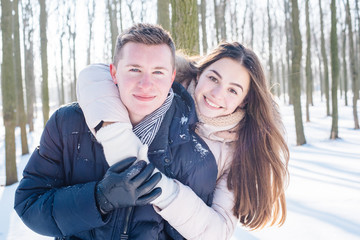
[195,57,250,118]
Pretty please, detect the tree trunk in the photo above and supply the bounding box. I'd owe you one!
[22,0,36,132]
[342,27,348,106]
[291,0,306,145]
[1,0,18,185]
[213,0,220,44]
[108,0,119,56]
[13,0,29,155]
[267,0,275,95]
[39,0,49,125]
[330,0,339,139]
[319,0,330,116]
[346,0,360,129]
[60,32,65,105]
[284,0,292,105]
[219,0,227,41]
[249,5,254,48]
[305,0,312,122]
[170,0,199,55]
[200,0,208,54]
[241,3,248,43]
[157,0,170,32]
[87,0,96,65]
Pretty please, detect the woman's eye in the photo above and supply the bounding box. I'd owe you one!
[153,71,163,75]
[209,76,218,82]
[229,88,237,95]
[130,68,140,72]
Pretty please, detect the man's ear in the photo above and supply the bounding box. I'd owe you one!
[110,64,117,84]
[171,69,176,84]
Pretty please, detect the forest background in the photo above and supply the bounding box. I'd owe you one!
[0,0,359,238]
[1,0,360,184]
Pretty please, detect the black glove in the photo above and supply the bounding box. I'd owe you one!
[95,157,162,214]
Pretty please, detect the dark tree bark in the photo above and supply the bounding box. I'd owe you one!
[170,0,199,55]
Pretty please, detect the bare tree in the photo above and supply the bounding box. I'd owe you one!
[342,22,349,106]
[108,0,119,55]
[291,0,306,145]
[13,0,29,155]
[345,0,360,129]
[22,0,36,132]
[200,0,208,54]
[87,0,96,65]
[267,0,275,94]
[2,0,18,185]
[330,0,340,139]
[305,0,313,122]
[319,0,331,116]
[170,0,199,55]
[284,0,292,104]
[39,0,50,125]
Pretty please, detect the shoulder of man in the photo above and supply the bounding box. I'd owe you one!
[171,82,197,126]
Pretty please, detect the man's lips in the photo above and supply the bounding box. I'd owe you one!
[204,96,222,109]
[133,94,156,101]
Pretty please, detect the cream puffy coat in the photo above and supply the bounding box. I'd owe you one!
[77,64,238,240]
[155,123,238,240]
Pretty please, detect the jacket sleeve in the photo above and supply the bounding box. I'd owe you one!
[76,63,130,135]
[155,174,238,240]
[14,110,109,237]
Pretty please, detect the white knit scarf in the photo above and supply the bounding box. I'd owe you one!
[133,88,174,145]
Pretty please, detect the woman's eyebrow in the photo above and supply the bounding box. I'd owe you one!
[230,82,243,92]
[210,69,222,79]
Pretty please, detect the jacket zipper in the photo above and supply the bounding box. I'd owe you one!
[120,207,134,240]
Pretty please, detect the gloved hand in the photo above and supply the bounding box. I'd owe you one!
[95,157,162,214]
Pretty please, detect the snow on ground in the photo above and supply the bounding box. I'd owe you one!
[0,96,359,240]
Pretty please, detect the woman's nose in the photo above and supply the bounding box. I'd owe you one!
[211,86,224,99]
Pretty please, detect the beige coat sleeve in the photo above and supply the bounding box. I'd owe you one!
[76,63,130,135]
[155,174,238,240]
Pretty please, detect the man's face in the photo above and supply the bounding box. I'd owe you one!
[110,42,175,125]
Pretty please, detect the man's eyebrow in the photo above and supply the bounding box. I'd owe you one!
[210,69,243,91]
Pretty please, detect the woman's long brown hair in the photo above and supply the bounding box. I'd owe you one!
[176,42,289,230]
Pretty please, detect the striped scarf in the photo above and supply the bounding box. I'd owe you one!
[133,88,174,145]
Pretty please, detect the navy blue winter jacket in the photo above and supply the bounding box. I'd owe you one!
[14,82,217,240]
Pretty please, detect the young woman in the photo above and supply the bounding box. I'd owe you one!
[77,42,289,239]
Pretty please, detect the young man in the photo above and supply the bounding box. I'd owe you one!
[14,23,217,240]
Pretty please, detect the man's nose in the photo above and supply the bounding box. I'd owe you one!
[138,73,152,89]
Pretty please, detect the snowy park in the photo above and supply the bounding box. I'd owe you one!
[1,96,359,240]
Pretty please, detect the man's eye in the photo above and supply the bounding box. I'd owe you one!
[130,68,140,72]
[153,71,163,75]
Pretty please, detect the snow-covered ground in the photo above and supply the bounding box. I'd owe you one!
[1,96,359,240]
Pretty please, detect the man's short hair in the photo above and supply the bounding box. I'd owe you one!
[113,23,176,69]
